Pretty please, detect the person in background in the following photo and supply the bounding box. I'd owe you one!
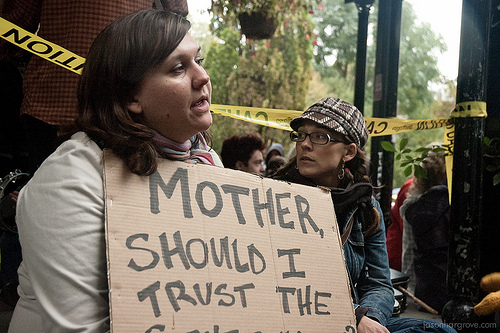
[220,134,266,175]
[264,143,285,173]
[386,178,413,271]
[400,149,450,314]
[9,10,221,332]
[274,97,456,333]
[265,154,286,177]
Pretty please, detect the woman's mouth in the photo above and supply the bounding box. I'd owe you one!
[191,98,210,112]
[300,155,314,162]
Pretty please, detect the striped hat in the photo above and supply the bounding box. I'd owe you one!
[290,97,369,148]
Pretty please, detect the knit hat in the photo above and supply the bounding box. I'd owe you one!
[290,97,369,148]
[267,143,285,157]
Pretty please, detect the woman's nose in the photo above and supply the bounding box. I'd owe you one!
[300,136,313,150]
[193,66,210,89]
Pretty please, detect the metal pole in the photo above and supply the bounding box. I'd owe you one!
[442,0,489,330]
[353,1,373,114]
[369,0,402,224]
[481,0,500,282]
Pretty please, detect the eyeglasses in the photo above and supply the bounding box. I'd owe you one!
[290,131,347,145]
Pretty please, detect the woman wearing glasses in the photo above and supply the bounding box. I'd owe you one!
[274,97,455,333]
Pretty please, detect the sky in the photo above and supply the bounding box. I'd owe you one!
[187,0,462,80]
[406,0,462,80]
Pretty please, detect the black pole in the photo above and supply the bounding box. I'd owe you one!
[353,1,374,114]
[441,0,489,330]
[369,0,402,224]
[481,0,500,280]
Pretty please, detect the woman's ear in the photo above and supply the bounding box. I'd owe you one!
[344,143,358,162]
[127,100,142,114]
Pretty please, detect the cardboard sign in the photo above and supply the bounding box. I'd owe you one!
[103,150,356,333]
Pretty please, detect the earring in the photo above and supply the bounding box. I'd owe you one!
[338,161,345,180]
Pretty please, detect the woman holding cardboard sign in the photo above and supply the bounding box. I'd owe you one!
[274,97,456,333]
[9,9,222,332]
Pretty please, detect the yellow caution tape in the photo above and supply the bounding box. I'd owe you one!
[1,16,488,131]
[0,17,85,74]
[1,16,490,201]
[211,104,302,131]
[444,122,455,203]
[445,101,487,202]
[451,101,487,118]
[212,104,453,136]
[363,117,453,136]
[211,103,464,204]
[0,17,485,136]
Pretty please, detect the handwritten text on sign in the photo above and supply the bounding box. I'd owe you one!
[104,151,355,332]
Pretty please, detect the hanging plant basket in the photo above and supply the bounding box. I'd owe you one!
[238,12,278,40]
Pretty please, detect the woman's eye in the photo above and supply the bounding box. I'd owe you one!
[315,133,327,140]
[196,57,205,66]
[172,64,185,73]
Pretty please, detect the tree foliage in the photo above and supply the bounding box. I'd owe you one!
[397,3,447,118]
[192,0,454,183]
[312,0,448,118]
[313,1,359,79]
[311,0,368,106]
[311,0,452,187]
[204,7,316,155]
[203,28,241,105]
[209,0,319,37]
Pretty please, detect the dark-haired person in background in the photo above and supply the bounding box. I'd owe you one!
[220,134,266,175]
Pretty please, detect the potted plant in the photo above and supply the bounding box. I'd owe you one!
[238,11,278,40]
[210,0,321,39]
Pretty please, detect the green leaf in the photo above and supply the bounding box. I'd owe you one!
[414,165,428,179]
[415,147,428,152]
[402,149,412,154]
[399,138,409,151]
[494,172,500,186]
[396,154,402,161]
[404,155,413,161]
[400,160,412,167]
[404,165,413,177]
[484,137,491,146]
[486,164,500,172]
[381,141,396,152]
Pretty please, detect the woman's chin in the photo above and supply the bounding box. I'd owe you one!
[200,114,213,131]
[297,167,315,179]
[191,117,212,135]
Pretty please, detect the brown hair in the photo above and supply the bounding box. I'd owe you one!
[411,149,447,195]
[75,10,191,175]
[220,134,266,169]
[344,148,381,237]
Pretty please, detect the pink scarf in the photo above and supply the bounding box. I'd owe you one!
[152,131,215,165]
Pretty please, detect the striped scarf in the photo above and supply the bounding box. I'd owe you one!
[152,131,215,165]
